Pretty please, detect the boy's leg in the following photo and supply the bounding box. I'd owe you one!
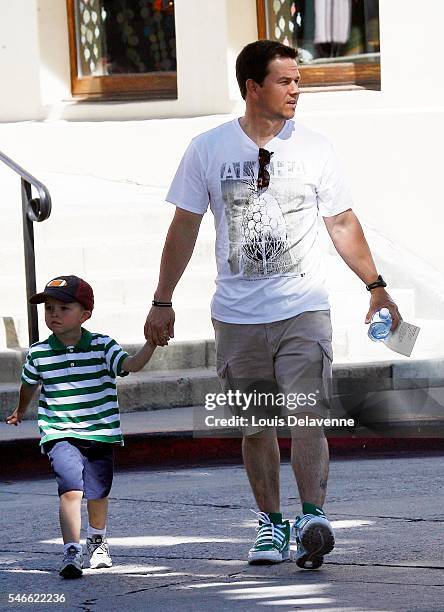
[60,491,83,543]
[46,440,85,543]
[45,440,85,578]
[83,443,113,526]
[84,444,114,569]
[87,497,108,530]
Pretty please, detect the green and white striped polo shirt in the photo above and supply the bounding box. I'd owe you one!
[21,328,128,446]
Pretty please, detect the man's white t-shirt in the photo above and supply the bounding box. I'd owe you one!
[166,118,353,324]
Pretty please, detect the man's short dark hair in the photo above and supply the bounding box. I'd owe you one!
[236,40,298,100]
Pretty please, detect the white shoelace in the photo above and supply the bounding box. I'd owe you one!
[250,510,288,549]
[251,510,275,541]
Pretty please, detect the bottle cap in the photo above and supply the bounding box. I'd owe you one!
[380,308,390,318]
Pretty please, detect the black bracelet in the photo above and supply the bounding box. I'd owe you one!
[366,275,387,291]
[152,300,173,307]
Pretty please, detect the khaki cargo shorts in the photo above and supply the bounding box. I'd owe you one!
[212,310,333,436]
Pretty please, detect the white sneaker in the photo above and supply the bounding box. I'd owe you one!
[59,545,83,578]
[293,514,335,569]
[87,535,113,569]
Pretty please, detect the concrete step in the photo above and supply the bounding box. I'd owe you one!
[0,367,219,421]
[91,305,215,342]
[0,265,217,311]
[0,249,412,314]
[0,206,171,247]
[2,304,215,349]
[0,338,215,383]
[0,292,427,359]
[4,296,417,354]
[0,236,217,275]
[0,172,168,212]
[4,316,441,371]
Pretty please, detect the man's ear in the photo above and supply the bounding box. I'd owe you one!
[245,78,260,98]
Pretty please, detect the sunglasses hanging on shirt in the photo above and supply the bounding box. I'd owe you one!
[257,148,274,190]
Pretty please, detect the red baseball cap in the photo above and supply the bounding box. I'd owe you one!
[30,275,94,311]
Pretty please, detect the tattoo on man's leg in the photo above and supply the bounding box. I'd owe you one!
[319,478,327,490]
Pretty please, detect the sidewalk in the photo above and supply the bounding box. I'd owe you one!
[1,456,443,611]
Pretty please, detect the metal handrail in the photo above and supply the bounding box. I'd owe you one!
[0,150,52,345]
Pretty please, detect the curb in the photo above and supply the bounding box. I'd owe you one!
[2,432,443,480]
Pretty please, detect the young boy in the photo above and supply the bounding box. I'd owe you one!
[6,275,158,579]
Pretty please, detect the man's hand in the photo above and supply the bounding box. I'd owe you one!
[144,306,175,347]
[365,288,401,331]
[5,408,23,426]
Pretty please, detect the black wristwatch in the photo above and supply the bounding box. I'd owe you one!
[366,275,387,291]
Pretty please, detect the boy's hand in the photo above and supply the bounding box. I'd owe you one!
[5,409,22,426]
[144,306,175,347]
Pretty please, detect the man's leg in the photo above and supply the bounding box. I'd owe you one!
[242,429,280,513]
[243,430,291,564]
[291,425,329,507]
[272,311,335,569]
[212,318,290,564]
[213,318,280,512]
[290,423,334,570]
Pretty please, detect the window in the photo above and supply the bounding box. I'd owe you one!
[256,0,380,90]
[67,0,177,100]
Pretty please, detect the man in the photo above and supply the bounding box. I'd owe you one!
[145,40,400,570]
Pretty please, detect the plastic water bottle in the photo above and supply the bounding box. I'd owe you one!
[368,308,392,342]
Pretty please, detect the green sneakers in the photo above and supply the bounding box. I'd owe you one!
[248,511,291,564]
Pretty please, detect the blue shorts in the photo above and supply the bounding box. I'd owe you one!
[44,439,114,499]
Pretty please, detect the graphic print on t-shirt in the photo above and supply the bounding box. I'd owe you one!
[220,158,317,279]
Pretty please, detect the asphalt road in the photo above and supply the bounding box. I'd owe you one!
[1,454,443,611]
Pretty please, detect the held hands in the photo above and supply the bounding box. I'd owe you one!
[5,408,22,426]
[365,288,401,331]
[144,305,175,347]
